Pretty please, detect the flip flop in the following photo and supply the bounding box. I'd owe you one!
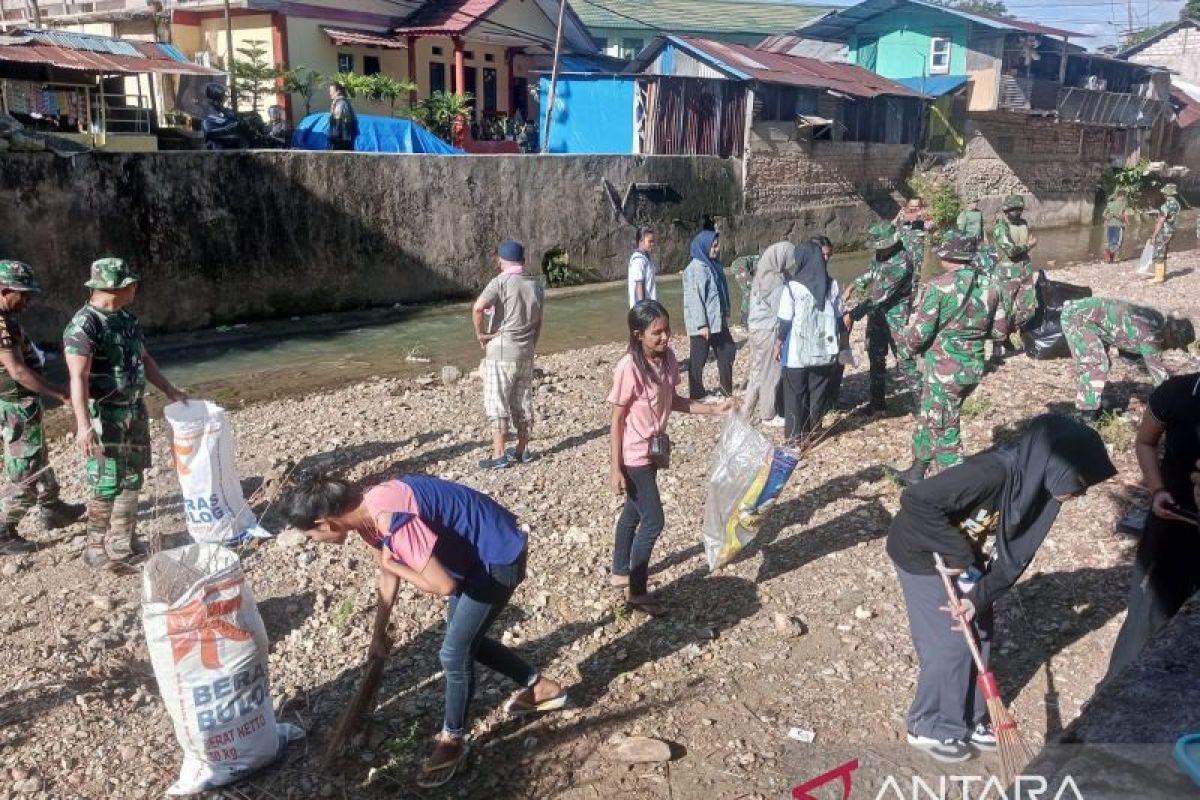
[626,598,668,618]
[416,741,470,789]
[504,689,570,718]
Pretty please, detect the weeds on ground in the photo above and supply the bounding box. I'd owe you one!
[1096,411,1134,451]
[961,395,993,419]
[330,597,355,631]
[373,721,425,783]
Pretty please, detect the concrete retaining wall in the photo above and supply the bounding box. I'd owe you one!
[0,152,746,338]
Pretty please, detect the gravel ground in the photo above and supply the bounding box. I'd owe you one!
[3,251,1200,799]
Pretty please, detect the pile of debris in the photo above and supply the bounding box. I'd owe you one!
[0,112,92,156]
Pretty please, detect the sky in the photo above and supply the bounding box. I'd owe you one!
[819,0,1187,49]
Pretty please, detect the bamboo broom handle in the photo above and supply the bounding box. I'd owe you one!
[933,552,988,674]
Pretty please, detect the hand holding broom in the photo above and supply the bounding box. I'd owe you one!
[933,553,1032,786]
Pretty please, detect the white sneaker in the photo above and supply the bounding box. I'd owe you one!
[763,416,786,428]
[906,732,974,763]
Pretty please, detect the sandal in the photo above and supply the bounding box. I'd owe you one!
[609,575,630,588]
[503,687,570,718]
[416,739,470,789]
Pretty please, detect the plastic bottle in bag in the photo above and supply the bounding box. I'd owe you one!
[142,543,302,795]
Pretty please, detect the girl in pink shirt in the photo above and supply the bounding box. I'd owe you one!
[608,300,735,616]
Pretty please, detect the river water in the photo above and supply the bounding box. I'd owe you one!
[151,216,1196,406]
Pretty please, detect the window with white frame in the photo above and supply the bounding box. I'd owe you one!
[930,34,951,74]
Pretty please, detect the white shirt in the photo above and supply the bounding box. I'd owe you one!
[628,250,657,308]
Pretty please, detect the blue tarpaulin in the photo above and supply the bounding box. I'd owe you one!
[538,75,635,154]
[291,113,462,154]
[894,75,970,98]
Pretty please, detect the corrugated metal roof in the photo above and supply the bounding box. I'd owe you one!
[757,34,849,62]
[894,74,970,97]
[323,26,407,49]
[643,35,919,98]
[575,0,826,37]
[0,27,222,75]
[798,0,1083,43]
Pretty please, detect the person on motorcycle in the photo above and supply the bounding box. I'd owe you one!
[200,82,240,150]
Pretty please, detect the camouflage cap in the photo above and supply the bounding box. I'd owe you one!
[1163,183,1179,196]
[84,257,140,290]
[869,222,898,250]
[936,231,979,263]
[1002,194,1026,211]
[0,260,42,292]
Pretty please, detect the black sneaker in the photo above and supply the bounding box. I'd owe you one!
[968,722,998,752]
[906,732,974,763]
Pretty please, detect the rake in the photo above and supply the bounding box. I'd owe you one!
[933,552,1032,785]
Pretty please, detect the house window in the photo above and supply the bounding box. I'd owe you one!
[432,46,444,56]
[465,66,478,102]
[337,53,354,73]
[430,61,446,93]
[930,33,951,75]
[464,50,475,60]
[619,38,644,59]
[483,67,498,112]
[363,55,381,75]
[484,53,495,63]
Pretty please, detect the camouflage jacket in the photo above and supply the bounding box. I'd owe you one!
[62,305,147,405]
[1158,198,1182,240]
[1062,297,1169,383]
[993,216,1032,265]
[849,248,915,322]
[980,244,1037,330]
[0,312,40,402]
[902,263,1008,384]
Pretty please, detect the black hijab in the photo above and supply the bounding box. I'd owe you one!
[995,414,1116,565]
[792,240,830,309]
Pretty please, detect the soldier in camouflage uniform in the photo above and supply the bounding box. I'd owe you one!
[894,198,935,287]
[0,261,85,554]
[63,258,187,571]
[892,233,1008,486]
[1149,184,1181,285]
[990,194,1037,362]
[848,223,919,412]
[1061,296,1196,418]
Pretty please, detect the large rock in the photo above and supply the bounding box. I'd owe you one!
[609,736,674,764]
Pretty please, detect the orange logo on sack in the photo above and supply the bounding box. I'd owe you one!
[172,438,197,476]
[166,576,253,669]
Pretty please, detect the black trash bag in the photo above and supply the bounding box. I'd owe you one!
[1021,271,1092,360]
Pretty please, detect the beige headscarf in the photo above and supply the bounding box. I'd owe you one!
[751,241,796,305]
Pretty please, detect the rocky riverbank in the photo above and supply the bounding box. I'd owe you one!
[2,252,1199,799]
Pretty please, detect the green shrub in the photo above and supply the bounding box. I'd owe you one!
[908,170,962,232]
[542,249,582,288]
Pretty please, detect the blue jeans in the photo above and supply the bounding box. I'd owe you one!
[1106,224,1124,251]
[440,550,536,736]
[612,464,665,595]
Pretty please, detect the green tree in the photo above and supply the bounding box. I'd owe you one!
[327,71,374,99]
[1185,0,1200,20]
[229,39,278,114]
[935,0,1008,14]
[1123,20,1174,48]
[366,74,418,115]
[281,67,321,117]
[411,90,474,143]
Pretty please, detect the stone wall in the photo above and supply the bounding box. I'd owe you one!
[0,152,744,338]
[739,123,914,247]
[951,113,1122,227]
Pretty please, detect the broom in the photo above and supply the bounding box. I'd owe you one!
[321,654,389,768]
[933,553,1032,785]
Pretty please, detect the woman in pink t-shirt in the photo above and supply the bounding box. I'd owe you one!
[608,300,735,616]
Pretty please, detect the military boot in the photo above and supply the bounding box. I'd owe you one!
[38,500,86,531]
[0,523,37,555]
[81,496,114,569]
[891,460,930,488]
[1152,262,1166,284]
[868,373,887,412]
[105,490,142,573]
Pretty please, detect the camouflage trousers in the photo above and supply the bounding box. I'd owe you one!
[0,397,60,528]
[911,375,980,469]
[866,310,919,412]
[85,400,150,500]
[84,401,149,563]
[1062,321,1168,412]
[1153,232,1174,262]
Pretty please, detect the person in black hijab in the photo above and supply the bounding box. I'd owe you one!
[887,415,1116,764]
[774,241,839,440]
